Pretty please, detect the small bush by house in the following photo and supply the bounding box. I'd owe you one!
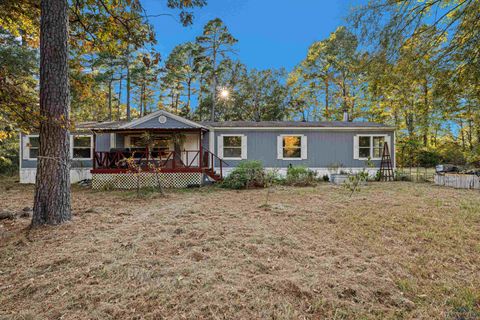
[0,134,19,175]
[285,166,317,186]
[221,160,266,189]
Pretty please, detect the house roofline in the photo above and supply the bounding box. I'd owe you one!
[204,126,396,131]
[119,110,207,130]
[90,128,207,133]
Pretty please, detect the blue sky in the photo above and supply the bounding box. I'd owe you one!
[142,0,356,71]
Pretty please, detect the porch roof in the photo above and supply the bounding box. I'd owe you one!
[76,110,208,133]
[76,121,126,131]
[199,120,394,129]
[75,121,207,133]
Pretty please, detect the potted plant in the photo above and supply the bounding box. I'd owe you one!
[331,169,350,185]
[328,162,349,185]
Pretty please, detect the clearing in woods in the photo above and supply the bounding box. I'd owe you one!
[0,179,479,319]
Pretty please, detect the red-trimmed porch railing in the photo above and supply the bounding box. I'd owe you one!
[92,148,228,180]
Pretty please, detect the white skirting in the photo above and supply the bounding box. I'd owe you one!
[215,167,381,178]
[19,168,92,184]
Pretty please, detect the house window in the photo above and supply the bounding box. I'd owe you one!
[373,136,385,158]
[277,135,307,160]
[359,136,371,158]
[223,136,242,158]
[283,136,302,159]
[218,135,246,159]
[26,136,39,159]
[130,136,143,147]
[357,135,386,159]
[72,135,92,160]
[153,137,171,152]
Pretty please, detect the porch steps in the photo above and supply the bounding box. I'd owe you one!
[204,169,222,181]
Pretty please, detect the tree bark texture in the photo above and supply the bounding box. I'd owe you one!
[32,0,71,226]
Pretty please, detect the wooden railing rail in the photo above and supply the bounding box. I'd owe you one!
[93,149,208,170]
[93,148,229,179]
[202,149,229,179]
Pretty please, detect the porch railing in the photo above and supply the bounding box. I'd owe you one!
[93,147,229,178]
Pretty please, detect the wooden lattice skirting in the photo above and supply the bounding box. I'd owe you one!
[92,172,203,190]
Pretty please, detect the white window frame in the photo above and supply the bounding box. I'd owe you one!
[354,134,390,160]
[70,134,93,160]
[218,134,247,160]
[277,134,307,160]
[110,133,116,149]
[23,135,39,160]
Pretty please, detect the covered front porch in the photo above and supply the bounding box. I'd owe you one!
[91,127,226,182]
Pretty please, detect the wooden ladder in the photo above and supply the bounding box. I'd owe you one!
[379,142,394,181]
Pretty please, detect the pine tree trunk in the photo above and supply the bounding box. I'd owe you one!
[467,118,473,150]
[210,47,217,121]
[108,78,113,121]
[139,82,144,117]
[342,75,347,116]
[142,81,147,116]
[187,79,192,115]
[32,0,71,227]
[117,74,122,120]
[324,78,329,120]
[126,55,131,121]
[422,78,429,146]
[210,75,216,121]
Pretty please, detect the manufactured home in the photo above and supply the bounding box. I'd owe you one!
[19,110,395,188]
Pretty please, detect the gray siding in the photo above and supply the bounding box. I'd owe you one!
[202,132,209,151]
[212,129,395,168]
[130,114,195,129]
[20,128,396,171]
[96,133,110,152]
[20,132,104,169]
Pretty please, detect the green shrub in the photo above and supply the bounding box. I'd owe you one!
[285,166,317,186]
[417,149,442,167]
[0,134,19,175]
[221,160,266,189]
[436,141,466,165]
[0,156,13,174]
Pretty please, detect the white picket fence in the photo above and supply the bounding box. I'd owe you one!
[434,174,480,190]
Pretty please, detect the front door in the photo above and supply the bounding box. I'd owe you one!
[182,133,200,167]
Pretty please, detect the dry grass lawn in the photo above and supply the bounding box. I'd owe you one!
[0,179,479,319]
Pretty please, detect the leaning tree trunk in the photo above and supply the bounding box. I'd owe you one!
[32,0,71,226]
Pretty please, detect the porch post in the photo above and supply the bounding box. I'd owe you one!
[92,131,96,170]
[199,129,203,169]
